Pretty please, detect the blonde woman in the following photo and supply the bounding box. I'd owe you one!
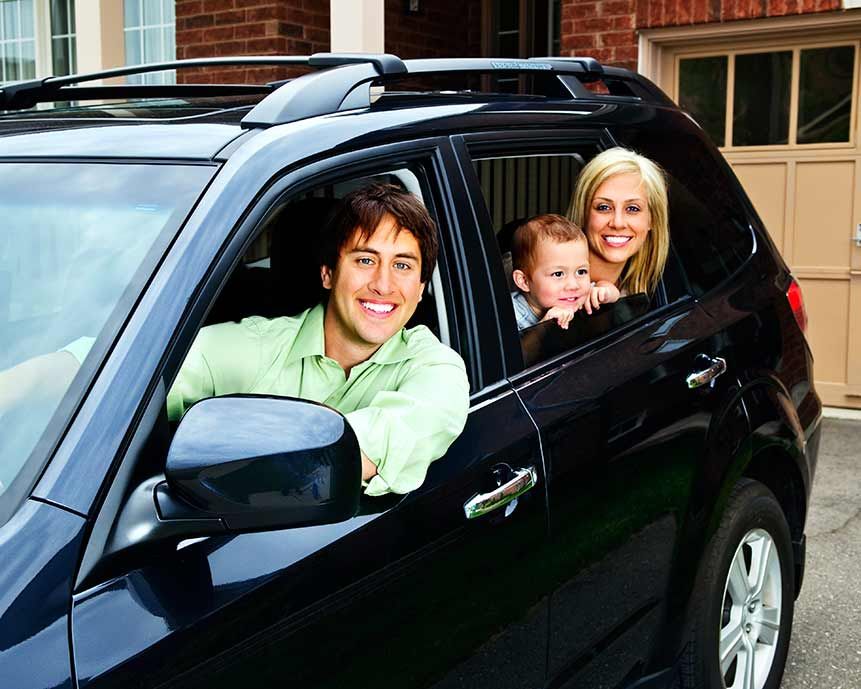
[568,147,670,300]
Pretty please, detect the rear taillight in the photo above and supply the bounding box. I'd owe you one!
[786,278,807,333]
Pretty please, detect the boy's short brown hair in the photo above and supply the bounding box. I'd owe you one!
[320,183,439,283]
[511,214,585,274]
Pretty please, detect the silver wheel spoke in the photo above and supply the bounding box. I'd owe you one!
[720,620,746,675]
[756,606,781,645]
[741,634,756,689]
[727,550,751,603]
[750,537,774,600]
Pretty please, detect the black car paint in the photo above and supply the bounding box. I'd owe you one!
[0,95,821,688]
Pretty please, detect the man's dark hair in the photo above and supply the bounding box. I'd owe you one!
[320,183,439,283]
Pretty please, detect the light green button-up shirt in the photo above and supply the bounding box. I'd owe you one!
[166,303,470,496]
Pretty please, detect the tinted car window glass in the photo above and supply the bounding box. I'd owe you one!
[614,128,754,297]
[0,162,212,509]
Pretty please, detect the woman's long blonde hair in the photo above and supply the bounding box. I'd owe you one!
[567,147,669,296]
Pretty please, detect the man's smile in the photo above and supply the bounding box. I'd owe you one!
[359,299,398,317]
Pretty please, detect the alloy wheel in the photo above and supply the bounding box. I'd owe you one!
[719,528,783,689]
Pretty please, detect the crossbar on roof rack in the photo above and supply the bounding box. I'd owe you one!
[241,56,637,128]
[0,53,407,111]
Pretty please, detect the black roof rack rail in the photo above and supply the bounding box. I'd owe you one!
[243,55,667,128]
[0,53,407,111]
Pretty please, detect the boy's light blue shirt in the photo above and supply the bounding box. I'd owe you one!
[511,291,540,330]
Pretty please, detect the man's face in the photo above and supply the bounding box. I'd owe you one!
[321,213,425,356]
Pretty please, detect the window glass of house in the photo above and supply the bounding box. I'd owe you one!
[678,56,727,147]
[50,0,76,76]
[0,0,36,83]
[732,51,792,146]
[797,45,855,144]
[124,0,176,85]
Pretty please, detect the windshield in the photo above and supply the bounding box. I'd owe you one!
[0,162,213,509]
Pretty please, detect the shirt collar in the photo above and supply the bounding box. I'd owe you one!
[286,302,413,366]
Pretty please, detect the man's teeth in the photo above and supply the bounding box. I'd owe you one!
[362,301,395,313]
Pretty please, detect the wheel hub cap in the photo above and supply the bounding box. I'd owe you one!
[718,529,783,689]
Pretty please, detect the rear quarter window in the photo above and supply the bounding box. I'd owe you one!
[613,118,755,298]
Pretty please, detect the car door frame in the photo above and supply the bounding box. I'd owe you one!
[450,126,743,687]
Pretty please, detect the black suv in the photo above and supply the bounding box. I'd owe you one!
[0,55,820,689]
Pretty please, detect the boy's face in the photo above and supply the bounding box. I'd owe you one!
[321,213,425,352]
[513,238,591,313]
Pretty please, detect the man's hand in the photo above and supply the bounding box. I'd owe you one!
[584,281,621,315]
[361,452,378,481]
[541,305,578,330]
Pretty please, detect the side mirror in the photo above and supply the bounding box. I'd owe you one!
[106,395,362,557]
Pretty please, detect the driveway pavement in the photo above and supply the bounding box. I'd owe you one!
[781,416,861,689]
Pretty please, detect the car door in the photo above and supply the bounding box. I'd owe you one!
[68,141,551,689]
[454,129,748,688]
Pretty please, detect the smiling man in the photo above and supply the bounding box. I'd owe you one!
[166,183,470,496]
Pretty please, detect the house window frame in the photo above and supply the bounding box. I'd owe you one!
[48,0,75,76]
[0,0,80,82]
[638,12,861,153]
[0,0,39,82]
[123,0,175,85]
[673,40,859,152]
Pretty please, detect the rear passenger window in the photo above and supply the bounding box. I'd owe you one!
[469,135,754,370]
[469,148,660,368]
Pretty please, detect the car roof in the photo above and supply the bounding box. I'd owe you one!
[0,101,254,159]
[0,55,678,160]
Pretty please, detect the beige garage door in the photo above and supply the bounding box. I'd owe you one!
[660,31,861,409]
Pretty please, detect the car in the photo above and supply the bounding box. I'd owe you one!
[0,54,821,689]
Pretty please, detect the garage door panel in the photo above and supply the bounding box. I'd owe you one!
[800,277,849,384]
[794,161,854,269]
[733,162,788,253]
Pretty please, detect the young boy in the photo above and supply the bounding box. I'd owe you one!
[510,214,620,330]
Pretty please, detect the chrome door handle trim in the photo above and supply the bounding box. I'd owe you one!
[463,466,538,520]
[686,355,727,389]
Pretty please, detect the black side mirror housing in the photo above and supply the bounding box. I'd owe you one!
[106,395,362,558]
[166,395,362,530]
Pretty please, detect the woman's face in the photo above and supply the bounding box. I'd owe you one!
[585,172,651,273]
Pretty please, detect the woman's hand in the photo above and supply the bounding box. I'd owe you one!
[584,281,621,315]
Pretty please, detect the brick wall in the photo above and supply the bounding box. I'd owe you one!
[560,0,842,70]
[384,0,482,59]
[175,0,330,84]
[175,0,481,84]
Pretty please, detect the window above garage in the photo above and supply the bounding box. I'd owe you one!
[676,41,858,149]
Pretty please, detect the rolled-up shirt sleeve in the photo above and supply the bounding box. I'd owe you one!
[166,318,268,422]
[346,347,469,496]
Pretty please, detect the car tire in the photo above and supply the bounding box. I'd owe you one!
[680,479,795,689]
